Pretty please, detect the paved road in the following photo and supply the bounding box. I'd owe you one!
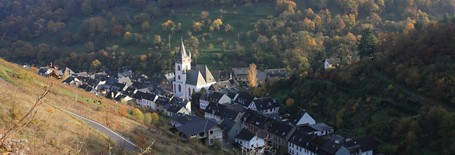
[49,104,138,153]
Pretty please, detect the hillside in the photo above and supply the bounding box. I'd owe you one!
[0,58,223,154]
[0,0,453,76]
[266,22,455,154]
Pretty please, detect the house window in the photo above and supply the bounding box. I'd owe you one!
[210,130,213,134]
[178,85,181,92]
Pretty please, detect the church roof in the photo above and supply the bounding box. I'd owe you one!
[186,70,206,86]
[175,39,191,62]
[196,65,216,84]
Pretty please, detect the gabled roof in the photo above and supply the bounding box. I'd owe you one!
[111,82,126,89]
[209,81,233,92]
[310,123,333,131]
[220,119,237,133]
[235,92,255,107]
[172,114,218,137]
[321,140,344,154]
[170,97,189,107]
[291,110,313,125]
[62,77,75,83]
[186,70,206,86]
[167,104,185,113]
[241,109,269,128]
[232,67,248,76]
[196,65,216,84]
[200,92,226,103]
[253,98,279,111]
[124,87,137,96]
[155,96,170,105]
[205,102,225,115]
[344,136,378,152]
[235,129,256,141]
[134,91,156,101]
[265,119,295,139]
[288,130,315,147]
[325,58,341,65]
[226,91,237,99]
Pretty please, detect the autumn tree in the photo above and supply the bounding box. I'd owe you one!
[151,112,159,124]
[111,24,125,38]
[90,59,101,72]
[193,21,203,32]
[210,18,223,31]
[131,108,144,123]
[153,35,162,45]
[161,20,175,32]
[200,11,209,20]
[247,63,257,87]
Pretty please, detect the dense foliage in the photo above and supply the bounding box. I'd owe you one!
[267,22,455,154]
[0,0,453,75]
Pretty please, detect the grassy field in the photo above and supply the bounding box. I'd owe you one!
[0,58,226,154]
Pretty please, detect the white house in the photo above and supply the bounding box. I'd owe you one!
[324,58,341,69]
[292,110,316,126]
[173,40,216,99]
[235,129,265,151]
[134,91,158,110]
[200,92,231,110]
[310,123,334,136]
[248,98,280,115]
[288,130,350,155]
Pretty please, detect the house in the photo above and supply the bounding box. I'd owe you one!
[165,104,190,117]
[134,91,158,110]
[170,97,192,114]
[288,130,350,155]
[212,70,232,81]
[172,40,216,99]
[291,110,316,126]
[248,98,280,115]
[265,119,296,149]
[324,58,341,69]
[344,136,378,155]
[234,92,256,108]
[170,114,223,146]
[110,82,127,92]
[155,96,170,112]
[204,102,226,124]
[240,109,270,138]
[232,67,248,83]
[208,80,239,93]
[235,129,265,151]
[199,92,231,110]
[256,71,267,85]
[309,123,334,136]
[220,119,242,141]
[149,76,172,91]
[118,76,133,86]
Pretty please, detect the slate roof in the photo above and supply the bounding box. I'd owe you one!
[172,114,218,137]
[186,70,206,86]
[241,109,269,128]
[266,119,295,139]
[62,77,75,83]
[235,129,256,141]
[134,91,156,101]
[124,87,137,96]
[219,106,242,120]
[87,78,100,87]
[310,123,333,131]
[170,97,189,107]
[266,68,288,78]
[344,136,378,152]
[196,65,216,84]
[220,119,236,134]
[235,92,255,107]
[78,84,93,92]
[111,82,126,89]
[298,125,318,133]
[226,91,237,99]
[321,140,344,154]
[209,81,233,92]
[167,104,185,113]
[288,130,315,148]
[291,110,312,125]
[205,102,225,115]
[155,96,170,105]
[201,92,226,103]
[253,98,279,111]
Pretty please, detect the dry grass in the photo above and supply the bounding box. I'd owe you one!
[0,58,224,154]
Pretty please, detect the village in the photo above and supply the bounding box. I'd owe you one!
[34,40,377,155]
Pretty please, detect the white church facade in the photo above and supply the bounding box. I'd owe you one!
[173,40,216,99]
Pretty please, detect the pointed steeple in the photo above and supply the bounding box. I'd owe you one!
[179,37,187,57]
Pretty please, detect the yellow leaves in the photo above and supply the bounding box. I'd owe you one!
[161,19,175,31]
[193,21,203,32]
[404,22,415,35]
[123,32,132,41]
[212,18,223,30]
[306,38,317,47]
[285,98,295,107]
[345,32,357,42]
[247,63,257,87]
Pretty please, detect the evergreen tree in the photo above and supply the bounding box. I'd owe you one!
[358,29,377,58]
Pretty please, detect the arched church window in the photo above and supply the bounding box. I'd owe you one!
[193,88,195,93]
[178,65,180,71]
[188,88,191,96]
[178,75,180,80]
[178,84,181,92]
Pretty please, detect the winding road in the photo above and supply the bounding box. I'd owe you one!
[49,104,138,153]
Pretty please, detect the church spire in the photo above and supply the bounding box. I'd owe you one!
[179,37,187,57]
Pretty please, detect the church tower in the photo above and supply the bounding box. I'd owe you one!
[173,39,191,97]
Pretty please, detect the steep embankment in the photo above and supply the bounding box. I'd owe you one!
[0,59,222,154]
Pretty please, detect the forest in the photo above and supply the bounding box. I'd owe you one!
[0,0,453,75]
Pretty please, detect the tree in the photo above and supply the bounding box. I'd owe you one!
[285,98,295,107]
[211,18,223,31]
[193,21,203,32]
[144,112,152,126]
[151,112,159,124]
[358,28,377,58]
[111,24,125,38]
[247,63,257,87]
[131,108,144,123]
[141,21,151,32]
[90,59,101,72]
[153,35,162,45]
[200,11,209,19]
[161,20,175,32]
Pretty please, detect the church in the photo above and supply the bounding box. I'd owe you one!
[173,40,216,99]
